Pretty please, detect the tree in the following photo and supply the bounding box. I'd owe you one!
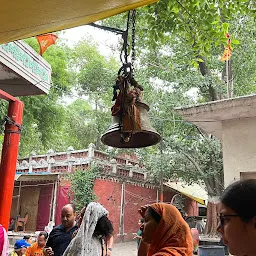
[166,134,223,235]
[17,38,75,156]
[128,1,255,58]
[60,99,109,150]
[68,39,119,149]
[103,2,256,101]
[69,164,101,210]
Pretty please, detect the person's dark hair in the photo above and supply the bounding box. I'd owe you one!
[221,179,256,222]
[140,218,145,223]
[38,231,48,240]
[148,207,161,224]
[94,215,113,239]
[23,235,31,240]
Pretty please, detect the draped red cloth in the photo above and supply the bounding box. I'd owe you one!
[147,203,193,256]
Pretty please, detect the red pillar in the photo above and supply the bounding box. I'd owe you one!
[0,100,24,230]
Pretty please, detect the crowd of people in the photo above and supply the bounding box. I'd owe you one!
[0,179,256,256]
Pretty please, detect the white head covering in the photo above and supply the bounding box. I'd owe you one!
[63,202,109,256]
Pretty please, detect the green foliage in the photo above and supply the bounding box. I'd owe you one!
[140,127,224,196]
[67,39,119,150]
[143,0,255,56]
[17,38,75,156]
[103,2,256,101]
[228,16,256,96]
[71,40,118,95]
[69,164,101,210]
[103,1,255,58]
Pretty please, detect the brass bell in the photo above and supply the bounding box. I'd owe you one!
[101,101,161,148]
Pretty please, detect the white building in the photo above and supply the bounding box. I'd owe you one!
[176,94,256,187]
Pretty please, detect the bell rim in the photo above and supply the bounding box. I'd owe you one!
[101,129,161,148]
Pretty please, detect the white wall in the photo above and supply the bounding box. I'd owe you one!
[222,117,256,187]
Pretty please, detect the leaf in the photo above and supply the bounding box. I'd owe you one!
[172,5,180,14]
[232,39,240,45]
[222,22,230,32]
[197,58,204,63]
[211,20,219,25]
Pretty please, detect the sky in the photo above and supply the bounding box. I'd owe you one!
[60,25,120,58]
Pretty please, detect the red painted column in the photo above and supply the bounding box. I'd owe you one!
[0,100,24,229]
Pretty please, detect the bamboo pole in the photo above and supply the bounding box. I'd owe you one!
[226,59,230,98]
[119,183,125,242]
[16,181,22,216]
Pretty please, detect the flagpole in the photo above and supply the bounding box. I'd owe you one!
[226,59,230,98]
[231,78,234,98]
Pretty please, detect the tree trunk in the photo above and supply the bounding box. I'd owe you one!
[204,173,223,235]
[198,55,220,101]
[205,196,220,236]
[177,145,224,235]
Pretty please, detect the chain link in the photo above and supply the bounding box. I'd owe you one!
[119,10,137,76]
[120,11,130,69]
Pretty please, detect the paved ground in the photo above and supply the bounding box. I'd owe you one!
[8,240,138,256]
[7,240,210,256]
[112,241,200,256]
[112,241,137,256]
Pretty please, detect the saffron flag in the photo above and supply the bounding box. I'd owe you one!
[221,33,232,61]
[36,34,58,56]
[221,46,232,61]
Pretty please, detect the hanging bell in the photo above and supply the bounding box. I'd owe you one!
[101,101,161,148]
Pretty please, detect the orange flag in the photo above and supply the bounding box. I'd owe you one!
[221,33,232,61]
[36,34,58,56]
[221,46,232,61]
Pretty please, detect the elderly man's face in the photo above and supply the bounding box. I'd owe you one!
[61,205,76,230]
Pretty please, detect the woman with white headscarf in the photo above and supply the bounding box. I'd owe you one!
[63,202,113,256]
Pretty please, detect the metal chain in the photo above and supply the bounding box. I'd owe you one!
[1,116,22,134]
[120,11,131,69]
[131,10,137,76]
[119,10,137,76]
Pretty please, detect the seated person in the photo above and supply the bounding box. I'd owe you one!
[9,239,30,256]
